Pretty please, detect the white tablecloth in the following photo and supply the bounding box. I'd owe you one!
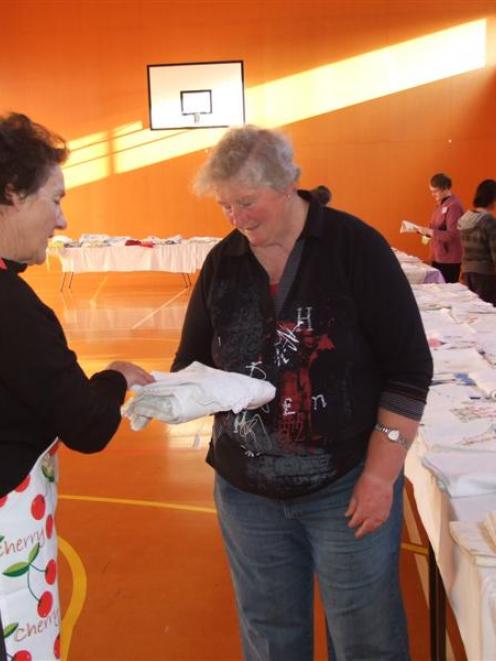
[405,443,496,660]
[393,249,445,284]
[54,240,220,274]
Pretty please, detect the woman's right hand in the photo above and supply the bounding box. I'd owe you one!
[106,361,155,388]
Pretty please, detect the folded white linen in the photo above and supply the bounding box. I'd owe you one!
[421,419,496,452]
[469,369,496,400]
[433,347,489,376]
[422,451,496,497]
[449,520,496,566]
[122,361,276,431]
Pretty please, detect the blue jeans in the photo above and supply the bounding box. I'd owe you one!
[214,465,409,661]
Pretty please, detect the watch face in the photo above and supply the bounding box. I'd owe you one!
[388,429,400,441]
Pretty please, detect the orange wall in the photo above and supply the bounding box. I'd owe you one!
[2,0,496,268]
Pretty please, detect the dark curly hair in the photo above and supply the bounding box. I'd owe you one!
[0,112,68,205]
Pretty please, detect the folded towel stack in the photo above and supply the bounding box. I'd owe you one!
[122,361,276,431]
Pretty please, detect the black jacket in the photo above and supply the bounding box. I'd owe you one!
[173,193,432,498]
[0,259,127,497]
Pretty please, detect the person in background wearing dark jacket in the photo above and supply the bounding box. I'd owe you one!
[172,125,432,661]
[0,113,154,661]
[417,172,464,283]
[309,184,332,206]
[458,179,496,305]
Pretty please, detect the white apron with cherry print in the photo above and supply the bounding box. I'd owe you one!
[0,441,60,661]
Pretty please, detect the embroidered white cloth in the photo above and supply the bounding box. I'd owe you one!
[469,369,496,400]
[122,362,276,430]
[432,347,489,377]
[421,451,496,497]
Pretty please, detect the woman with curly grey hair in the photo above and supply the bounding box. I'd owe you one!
[173,125,432,660]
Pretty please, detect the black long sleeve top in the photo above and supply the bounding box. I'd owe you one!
[172,192,433,499]
[0,259,127,497]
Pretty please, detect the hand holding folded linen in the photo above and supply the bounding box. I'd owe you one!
[122,361,276,431]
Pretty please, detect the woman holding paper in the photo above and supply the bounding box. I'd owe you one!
[0,112,153,660]
[173,126,433,660]
[417,172,464,283]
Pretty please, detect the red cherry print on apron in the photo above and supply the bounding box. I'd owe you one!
[45,514,54,539]
[37,591,53,617]
[1,443,60,659]
[45,559,57,585]
[15,475,31,492]
[2,543,53,617]
[30,494,46,520]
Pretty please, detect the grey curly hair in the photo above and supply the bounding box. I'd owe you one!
[194,125,300,195]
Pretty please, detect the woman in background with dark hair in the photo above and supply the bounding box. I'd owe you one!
[458,179,496,305]
[309,184,332,206]
[0,113,153,660]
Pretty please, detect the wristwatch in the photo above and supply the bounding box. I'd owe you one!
[374,422,411,451]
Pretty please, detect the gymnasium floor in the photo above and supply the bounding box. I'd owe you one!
[25,269,467,661]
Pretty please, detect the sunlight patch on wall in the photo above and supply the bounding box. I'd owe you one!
[63,18,487,188]
[112,126,225,174]
[64,132,111,188]
[247,19,486,127]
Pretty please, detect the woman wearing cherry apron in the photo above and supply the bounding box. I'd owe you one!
[0,114,153,660]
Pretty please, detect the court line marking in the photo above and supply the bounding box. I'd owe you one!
[130,287,189,330]
[90,275,109,303]
[60,493,216,514]
[59,536,87,661]
[58,491,445,656]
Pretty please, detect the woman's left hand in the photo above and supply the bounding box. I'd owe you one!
[345,471,394,539]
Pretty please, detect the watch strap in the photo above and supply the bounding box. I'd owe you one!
[374,422,411,450]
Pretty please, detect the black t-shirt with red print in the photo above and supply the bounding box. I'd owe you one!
[172,192,433,499]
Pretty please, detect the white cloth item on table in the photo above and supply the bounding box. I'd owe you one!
[469,316,496,334]
[108,236,132,245]
[49,234,73,244]
[449,520,496,566]
[451,300,496,323]
[392,248,420,262]
[422,451,496,497]
[424,383,482,411]
[476,336,496,366]
[421,310,476,349]
[420,417,496,452]
[122,361,276,430]
[432,347,489,376]
[186,236,220,243]
[412,283,476,313]
[469,369,496,400]
[162,234,183,244]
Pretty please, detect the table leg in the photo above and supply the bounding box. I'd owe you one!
[68,272,75,290]
[60,272,67,292]
[428,543,447,661]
